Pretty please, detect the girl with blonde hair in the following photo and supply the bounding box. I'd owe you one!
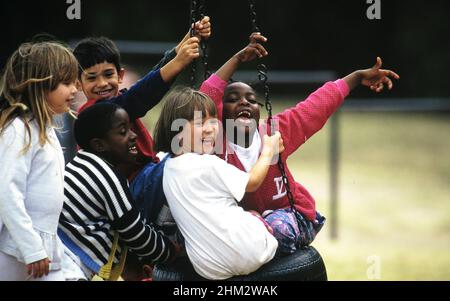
[0,41,78,280]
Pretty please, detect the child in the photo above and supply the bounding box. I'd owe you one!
[58,102,177,280]
[74,17,211,179]
[153,88,283,280]
[0,42,78,280]
[198,33,400,255]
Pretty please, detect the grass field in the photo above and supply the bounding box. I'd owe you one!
[143,99,450,280]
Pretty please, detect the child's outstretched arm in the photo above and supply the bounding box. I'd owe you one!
[343,57,400,92]
[275,57,399,157]
[246,132,284,192]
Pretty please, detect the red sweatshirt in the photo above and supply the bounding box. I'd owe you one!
[199,74,349,221]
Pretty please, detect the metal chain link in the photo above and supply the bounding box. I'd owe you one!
[190,0,198,87]
[197,0,210,80]
[249,0,297,214]
[190,0,210,87]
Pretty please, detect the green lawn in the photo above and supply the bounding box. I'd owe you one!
[287,110,450,280]
[143,99,450,280]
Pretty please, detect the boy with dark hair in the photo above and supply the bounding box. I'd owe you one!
[74,17,211,179]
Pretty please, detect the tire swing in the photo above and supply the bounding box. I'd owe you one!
[153,0,327,281]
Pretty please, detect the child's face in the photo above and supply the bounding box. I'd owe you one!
[222,82,261,137]
[100,108,138,166]
[46,82,77,114]
[179,113,219,155]
[80,61,124,101]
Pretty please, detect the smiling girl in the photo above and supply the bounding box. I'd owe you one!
[0,42,78,280]
[153,88,283,280]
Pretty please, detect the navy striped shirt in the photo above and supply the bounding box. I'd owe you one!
[58,150,173,271]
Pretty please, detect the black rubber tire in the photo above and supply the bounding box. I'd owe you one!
[153,246,327,281]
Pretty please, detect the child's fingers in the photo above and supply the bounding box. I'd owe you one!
[45,259,50,276]
[250,32,267,43]
[373,56,382,69]
[252,48,264,58]
[187,37,200,44]
[194,16,210,31]
[38,260,46,278]
[201,16,210,24]
[254,43,268,56]
[383,76,393,90]
[375,82,384,93]
[383,69,400,80]
[180,43,199,56]
[198,28,211,38]
[188,49,200,59]
[32,262,39,278]
[248,46,264,58]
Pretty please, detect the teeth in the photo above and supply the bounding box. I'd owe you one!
[237,111,251,118]
[96,90,112,95]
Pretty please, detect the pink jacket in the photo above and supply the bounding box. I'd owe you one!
[199,74,349,221]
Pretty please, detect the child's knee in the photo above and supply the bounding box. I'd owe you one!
[263,209,300,255]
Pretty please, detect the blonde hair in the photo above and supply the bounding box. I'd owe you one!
[154,87,217,155]
[0,42,78,153]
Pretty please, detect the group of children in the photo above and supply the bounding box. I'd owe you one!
[0,16,399,280]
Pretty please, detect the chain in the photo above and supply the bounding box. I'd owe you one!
[189,0,210,87]
[190,0,198,87]
[249,0,297,214]
[197,0,210,80]
[248,0,260,33]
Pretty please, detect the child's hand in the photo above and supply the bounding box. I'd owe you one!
[27,257,50,278]
[262,131,285,158]
[235,32,268,63]
[175,37,200,67]
[350,57,400,92]
[161,37,200,82]
[193,16,211,41]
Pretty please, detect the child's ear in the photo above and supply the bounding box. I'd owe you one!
[90,138,108,153]
[118,68,125,84]
[76,79,83,91]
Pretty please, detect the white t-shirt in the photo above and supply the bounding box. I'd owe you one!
[228,131,261,172]
[163,153,278,280]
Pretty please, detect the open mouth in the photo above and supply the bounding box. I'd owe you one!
[236,110,253,124]
[202,137,215,145]
[201,137,215,151]
[128,145,138,155]
[95,89,114,98]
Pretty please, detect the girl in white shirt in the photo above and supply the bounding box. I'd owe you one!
[0,42,78,280]
[153,87,283,280]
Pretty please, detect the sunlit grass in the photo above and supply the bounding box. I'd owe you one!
[287,110,450,280]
